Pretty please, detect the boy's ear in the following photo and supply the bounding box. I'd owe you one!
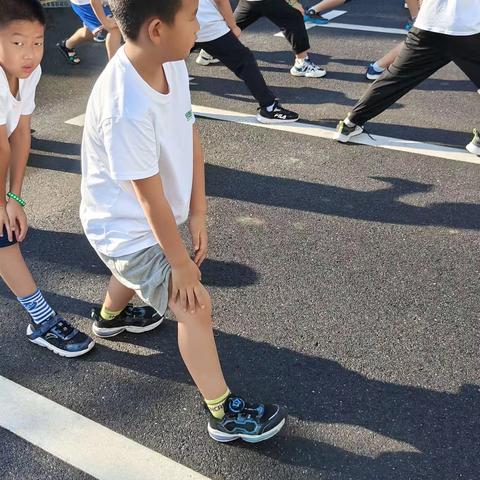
[147,17,165,44]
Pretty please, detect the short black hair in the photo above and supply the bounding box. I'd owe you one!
[0,0,46,29]
[109,0,183,40]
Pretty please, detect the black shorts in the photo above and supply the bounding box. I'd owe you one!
[0,226,17,248]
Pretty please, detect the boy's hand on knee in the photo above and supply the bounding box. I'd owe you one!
[6,201,28,242]
[189,213,208,267]
[0,205,13,242]
[171,258,207,313]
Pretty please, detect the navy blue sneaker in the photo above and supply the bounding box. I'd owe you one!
[27,313,94,358]
[91,304,164,338]
[304,9,329,24]
[366,63,384,81]
[208,395,287,443]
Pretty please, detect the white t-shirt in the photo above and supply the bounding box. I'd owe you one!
[80,47,196,257]
[70,0,91,5]
[196,0,230,43]
[415,0,480,36]
[0,65,41,138]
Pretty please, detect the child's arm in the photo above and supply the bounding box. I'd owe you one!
[213,0,241,37]
[90,0,117,31]
[6,115,30,241]
[189,125,208,267]
[0,125,12,240]
[132,175,208,313]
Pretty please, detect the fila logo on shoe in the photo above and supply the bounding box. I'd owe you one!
[275,113,287,120]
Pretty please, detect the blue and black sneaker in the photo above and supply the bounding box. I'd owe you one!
[91,304,164,338]
[27,313,95,358]
[208,394,287,443]
[304,8,329,24]
[366,63,384,81]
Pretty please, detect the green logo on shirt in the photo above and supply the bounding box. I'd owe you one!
[185,110,194,121]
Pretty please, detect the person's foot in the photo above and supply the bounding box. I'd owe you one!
[256,100,299,124]
[333,119,364,143]
[94,29,107,43]
[466,128,480,156]
[56,39,81,65]
[290,57,326,78]
[366,63,384,81]
[304,9,329,24]
[27,313,95,358]
[196,49,220,66]
[91,304,164,338]
[208,394,287,443]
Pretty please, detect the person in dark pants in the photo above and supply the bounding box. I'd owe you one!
[195,0,299,123]
[333,0,480,155]
[233,0,327,77]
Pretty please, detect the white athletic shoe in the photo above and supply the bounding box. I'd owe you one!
[333,119,364,143]
[290,58,326,78]
[196,49,220,66]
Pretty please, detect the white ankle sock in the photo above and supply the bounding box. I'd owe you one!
[266,102,276,112]
[344,117,356,127]
[372,61,385,72]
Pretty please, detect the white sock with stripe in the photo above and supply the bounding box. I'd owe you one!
[18,289,55,324]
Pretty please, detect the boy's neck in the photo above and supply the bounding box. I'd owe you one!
[124,42,170,95]
[0,63,19,97]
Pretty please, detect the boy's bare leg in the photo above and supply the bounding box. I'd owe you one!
[102,275,135,312]
[376,41,404,69]
[65,27,94,50]
[309,0,346,14]
[406,0,420,18]
[105,28,122,60]
[169,283,228,401]
[0,244,37,297]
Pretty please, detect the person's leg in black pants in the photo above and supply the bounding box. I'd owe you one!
[334,28,450,142]
[234,0,326,77]
[195,31,299,123]
[196,31,276,108]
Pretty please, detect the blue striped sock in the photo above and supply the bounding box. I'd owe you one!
[18,289,55,324]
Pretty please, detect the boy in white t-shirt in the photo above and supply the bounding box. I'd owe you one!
[334,0,480,154]
[0,0,94,357]
[57,1,122,64]
[81,0,287,443]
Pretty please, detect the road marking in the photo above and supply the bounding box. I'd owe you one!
[64,106,480,165]
[0,375,210,480]
[190,105,480,165]
[275,17,406,37]
[274,10,347,36]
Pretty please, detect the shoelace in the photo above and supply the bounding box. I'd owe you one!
[303,59,322,72]
[51,319,75,338]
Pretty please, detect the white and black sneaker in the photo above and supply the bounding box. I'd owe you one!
[290,57,326,78]
[466,128,480,156]
[91,304,164,338]
[256,100,299,124]
[333,119,364,143]
[196,49,220,66]
[27,313,95,358]
[208,394,287,443]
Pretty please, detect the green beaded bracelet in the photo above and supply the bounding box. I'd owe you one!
[7,192,26,207]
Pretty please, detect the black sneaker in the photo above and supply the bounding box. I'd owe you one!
[333,119,364,143]
[208,394,287,443]
[466,128,480,156]
[27,313,95,358]
[256,101,299,124]
[304,9,329,24]
[91,304,163,338]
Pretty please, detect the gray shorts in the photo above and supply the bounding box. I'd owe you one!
[98,244,171,316]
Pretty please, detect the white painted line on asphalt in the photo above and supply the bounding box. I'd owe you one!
[0,375,210,480]
[64,105,480,165]
[65,113,85,126]
[191,105,480,165]
[274,10,347,36]
[275,17,406,37]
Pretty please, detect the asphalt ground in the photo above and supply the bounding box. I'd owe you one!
[1,2,479,479]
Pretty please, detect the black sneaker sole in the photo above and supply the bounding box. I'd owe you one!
[208,417,286,443]
[92,316,164,338]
